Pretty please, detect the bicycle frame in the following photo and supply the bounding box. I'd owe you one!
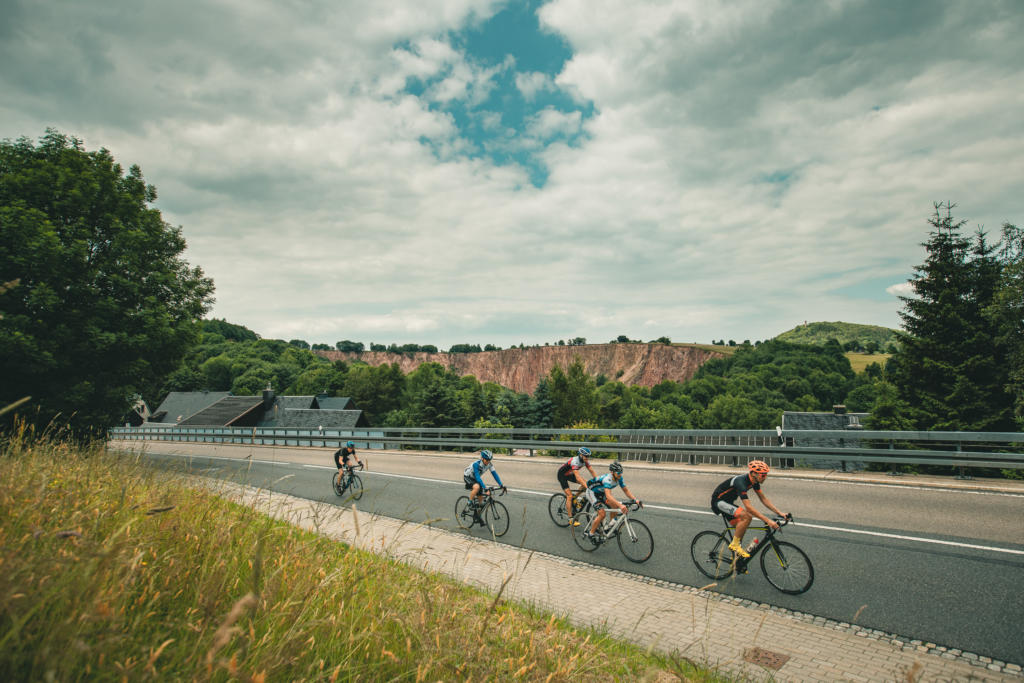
[723,517,789,570]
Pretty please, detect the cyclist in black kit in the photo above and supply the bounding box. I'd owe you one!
[710,460,786,558]
[334,440,362,475]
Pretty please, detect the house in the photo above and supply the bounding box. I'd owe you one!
[782,405,869,470]
[146,387,367,429]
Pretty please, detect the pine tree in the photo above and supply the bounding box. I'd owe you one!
[890,203,1016,431]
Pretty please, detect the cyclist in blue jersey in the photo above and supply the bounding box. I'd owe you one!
[710,460,786,558]
[556,446,598,525]
[463,450,506,519]
[583,461,641,541]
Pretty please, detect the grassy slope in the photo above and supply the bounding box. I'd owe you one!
[775,321,897,347]
[0,438,728,682]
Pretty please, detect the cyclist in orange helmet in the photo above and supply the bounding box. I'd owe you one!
[710,460,787,558]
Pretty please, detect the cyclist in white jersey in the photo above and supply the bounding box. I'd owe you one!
[584,461,641,540]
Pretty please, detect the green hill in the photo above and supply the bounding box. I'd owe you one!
[775,321,898,350]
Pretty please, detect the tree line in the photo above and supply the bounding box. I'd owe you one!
[1,132,1021,439]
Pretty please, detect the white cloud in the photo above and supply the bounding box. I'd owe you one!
[886,282,916,298]
[2,0,1021,350]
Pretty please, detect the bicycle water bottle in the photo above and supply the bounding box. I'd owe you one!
[746,537,759,554]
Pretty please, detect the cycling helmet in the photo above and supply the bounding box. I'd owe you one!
[748,460,770,475]
[480,449,493,460]
[346,441,355,447]
[577,446,592,457]
[609,461,623,474]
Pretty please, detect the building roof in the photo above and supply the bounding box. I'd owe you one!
[149,391,230,423]
[257,408,367,430]
[314,396,353,410]
[179,396,263,426]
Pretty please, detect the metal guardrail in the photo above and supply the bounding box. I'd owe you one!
[109,425,1024,472]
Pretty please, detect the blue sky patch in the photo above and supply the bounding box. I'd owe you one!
[400,0,593,187]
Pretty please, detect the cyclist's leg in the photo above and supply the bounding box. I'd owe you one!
[589,490,608,534]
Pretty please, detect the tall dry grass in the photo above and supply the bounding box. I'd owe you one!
[0,430,727,682]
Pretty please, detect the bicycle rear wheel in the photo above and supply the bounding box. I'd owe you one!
[571,511,598,552]
[332,472,345,497]
[348,474,363,501]
[548,493,570,527]
[617,518,653,563]
[484,500,510,537]
[760,540,814,594]
[690,530,734,580]
[454,496,474,530]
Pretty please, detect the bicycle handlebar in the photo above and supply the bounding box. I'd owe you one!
[484,486,506,496]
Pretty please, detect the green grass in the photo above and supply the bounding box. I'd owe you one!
[845,352,890,374]
[0,431,731,682]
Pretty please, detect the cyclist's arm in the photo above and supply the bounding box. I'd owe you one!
[742,496,778,528]
[621,485,638,504]
[754,489,785,520]
[491,468,504,488]
[585,463,597,479]
[573,469,588,487]
[472,461,486,488]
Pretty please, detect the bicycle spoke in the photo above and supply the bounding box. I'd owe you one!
[760,540,814,594]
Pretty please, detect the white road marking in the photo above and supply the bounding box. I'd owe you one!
[157,452,1024,556]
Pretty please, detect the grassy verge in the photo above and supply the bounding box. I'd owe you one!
[0,433,729,682]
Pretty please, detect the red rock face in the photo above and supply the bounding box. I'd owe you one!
[315,344,724,394]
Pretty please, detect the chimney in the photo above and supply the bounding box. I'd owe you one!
[262,382,275,411]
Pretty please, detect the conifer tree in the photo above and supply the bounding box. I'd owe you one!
[889,203,1016,431]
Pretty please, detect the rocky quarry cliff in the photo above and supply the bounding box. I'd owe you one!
[316,344,724,394]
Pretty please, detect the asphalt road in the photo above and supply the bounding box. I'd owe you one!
[124,443,1024,665]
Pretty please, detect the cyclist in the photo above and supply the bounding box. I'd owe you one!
[557,446,598,525]
[583,461,641,541]
[710,460,787,558]
[463,449,506,520]
[333,440,362,480]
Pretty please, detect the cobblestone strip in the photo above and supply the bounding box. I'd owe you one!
[196,479,1023,682]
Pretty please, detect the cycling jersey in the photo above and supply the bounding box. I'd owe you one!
[587,472,625,492]
[464,459,503,488]
[564,454,590,471]
[334,446,356,468]
[710,473,760,514]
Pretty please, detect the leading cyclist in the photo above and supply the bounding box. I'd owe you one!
[556,446,598,525]
[710,460,787,558]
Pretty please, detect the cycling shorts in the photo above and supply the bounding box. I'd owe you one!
[714,499,741,524]
[556,465,579,490]
[463,475,479,490]
[586,488,610,509]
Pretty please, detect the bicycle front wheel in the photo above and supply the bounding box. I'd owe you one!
[548,493,571,527]
[690,531,735,580]
[454,496,474,530]
[571,511,598,552]
[760,540,814,594]
[348,474,363,501]
[484,500,510,537]
[617,518,653,563]
[332,472,345,497]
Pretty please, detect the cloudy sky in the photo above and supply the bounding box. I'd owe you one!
[3,0,1022,349]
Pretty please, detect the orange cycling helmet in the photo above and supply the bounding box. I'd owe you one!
[748,460,770,475]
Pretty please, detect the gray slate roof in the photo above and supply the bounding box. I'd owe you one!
[149,391,230,423]
[179,396,263,426]
[257,409,367,429]
[314,396,353,410]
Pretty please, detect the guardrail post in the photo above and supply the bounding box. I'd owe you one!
[955,442,973,480]
[887,439,902,476]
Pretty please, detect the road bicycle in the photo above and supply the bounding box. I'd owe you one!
[548,486,591,527]
[454,486,510,537]
[690,513,814,594]
[571,501,653,563]
[332,462,364,501]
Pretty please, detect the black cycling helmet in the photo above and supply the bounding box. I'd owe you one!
[609,461,623,474]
